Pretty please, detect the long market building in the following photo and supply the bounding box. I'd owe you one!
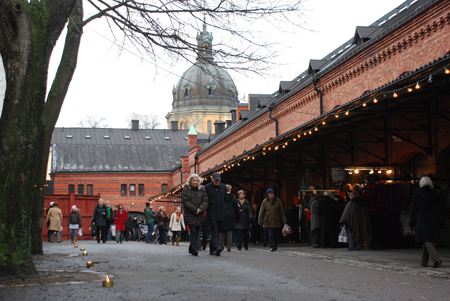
[150,0,450,247]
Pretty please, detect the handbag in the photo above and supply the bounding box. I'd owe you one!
[338,225,349,243]
[78,228,83,237]
[110,225,116,236]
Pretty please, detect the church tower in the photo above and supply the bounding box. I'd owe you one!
[165,16,239,134]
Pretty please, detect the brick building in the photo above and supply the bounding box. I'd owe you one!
[150,0,450,245]
[49,121,209,213]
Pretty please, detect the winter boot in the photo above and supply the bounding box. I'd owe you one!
[70,236,74,243]
[176,237,180,246]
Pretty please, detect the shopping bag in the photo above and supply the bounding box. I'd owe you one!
[282,224,292,236]
[110,225,116,236]
[338,225,348,243]
[78,228,83,237]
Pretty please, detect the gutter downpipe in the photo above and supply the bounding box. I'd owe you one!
[268,106,279,137]
[312,75,324,115]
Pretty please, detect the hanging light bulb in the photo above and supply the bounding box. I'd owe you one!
[387,170,392,174]
[363,102,367,107]
[293,138,297,141]
[282,145,286,148]
[393,91,398,97]
[268,147,271,151]
[373,98,378,103]
[354,169,359,174]
[445,67,450,74]
[237,163,240,166]
[415,82,420,89]
[252,156,255,160]
[335,114,339,118]
[309,130,312,135]
[428,75,433,83]
[263,152,266,155]
[304,132,307,136]
[285,142,288,146]
[369,170,374,174]
[345,110,349,115]
[297,134,301,138]
[408,86,413,92]
[322,121,326,125]
[275,146,279,150]
[378,170,382,174]
[315,127,318,131]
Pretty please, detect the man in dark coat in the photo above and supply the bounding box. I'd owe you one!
[220,185,239,251]
[319,191,339,248]
[182,173,209,256]
[205,172,227,256]
[258,188,287,252]
[410,176,445,268]
[92,199,108,243]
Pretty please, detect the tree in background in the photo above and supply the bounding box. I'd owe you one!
[77,115,109,128]
[125,112,161,129]
[0,0,307,276]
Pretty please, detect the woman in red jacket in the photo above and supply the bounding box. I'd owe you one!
[114,204,129,244]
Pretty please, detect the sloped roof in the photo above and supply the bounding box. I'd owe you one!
[51,144,191,172]
[352,26,386,44]
[307,60,329,74]
[279,81,298,93]
[51,127,209,173]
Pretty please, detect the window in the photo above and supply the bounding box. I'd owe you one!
[207,120,212,134]
[78,184,84,195]
[139,184,145,196]
[124,136,130,139]
[130,184,136,196]
[164,137,170,140]
[68,184,75,193]
[104,135,110,139]
[66,135,73,138]
[121,184,127,196]
[145,136,151,140]
[208,86,214,95]
[184,87,190,97]
[85,135,91,139]
[162,183,168,192]
[87,184,93,195]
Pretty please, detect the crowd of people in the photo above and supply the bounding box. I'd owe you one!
[45,172,445,268]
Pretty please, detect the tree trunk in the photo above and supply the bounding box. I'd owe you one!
[0,0,77,277]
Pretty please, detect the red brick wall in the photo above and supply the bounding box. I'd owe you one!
[197,1,450,174]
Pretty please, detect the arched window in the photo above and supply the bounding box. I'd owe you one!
[184,87,190,97]
[208,87,214,95]
[207,121,212,134]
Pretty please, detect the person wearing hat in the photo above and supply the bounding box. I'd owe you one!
[258,188,287,252]
[205,172,227,256]
[144,201,156,243]
[67,205,82,243]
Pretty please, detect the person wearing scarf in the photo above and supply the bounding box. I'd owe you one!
[114,204,129,244]
[169,207,186,246]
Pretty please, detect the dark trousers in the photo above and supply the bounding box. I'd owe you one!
[252,224,263,243]
[96,226,108,243]
[146,222,154,242]
[159,229,167,244]
[321,229,337,248]
[189,226,200,253]
[236,229,249,249]
[268,227,281,249]
[131,227,138,241]
[201,222,208,247]
[312,228,321,247]
[124,227,130,241]
[209,220,221,252]
[263,227,269,246]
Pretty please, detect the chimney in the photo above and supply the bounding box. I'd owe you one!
[170,121,179,131]
[131,120,139,131]
[214,120,226,134]
[230,109,236,122]
[187,124,198,146]
[226,120,232,127]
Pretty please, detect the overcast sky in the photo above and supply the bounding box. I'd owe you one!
[0,0,408,129]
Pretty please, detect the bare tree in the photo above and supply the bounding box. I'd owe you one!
[0,0,307,276]
[125,112,161,129]
[77,115,109,128]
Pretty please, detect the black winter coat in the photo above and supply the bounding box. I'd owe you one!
[125,216,132,228]
[319,196,339,233]
[410,186,444,243]
[220,193,239,231]
[181,184,209,227]
[235,199,252,230]
[205,183,227,221]
[92,204,107,227]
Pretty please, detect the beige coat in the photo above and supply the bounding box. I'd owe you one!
[46,207,63,232]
